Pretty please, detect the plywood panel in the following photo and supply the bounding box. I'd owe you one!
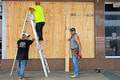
[66,2,95,58]
[6,1,94,59]
[6,1,66,59]
[65,2,94,72]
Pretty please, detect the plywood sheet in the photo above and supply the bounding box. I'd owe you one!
[66,2,95,58]
[6,1,94,59]
[6,1,66,59]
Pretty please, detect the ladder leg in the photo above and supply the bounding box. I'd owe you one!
[38,50,48,77]
[10,58,16,76]
[41,50,50,73]
[29,14,49,77]
[37,43,49,77]
[20,14,29,38]
[39,44,50,73]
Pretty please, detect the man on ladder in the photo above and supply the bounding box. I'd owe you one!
[29,1,45,42]
[29,1,50,77]
[16,33,34,80]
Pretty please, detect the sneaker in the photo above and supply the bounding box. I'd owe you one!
[70,75,79,78]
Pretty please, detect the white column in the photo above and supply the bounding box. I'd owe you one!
[2,1,6,59]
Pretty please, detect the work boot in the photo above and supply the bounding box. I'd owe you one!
[19,78,26,80]
[39,40,44,43]
[22,78,26,80]
[19,78,22,80]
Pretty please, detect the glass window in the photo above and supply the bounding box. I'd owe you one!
[105,3,120,58]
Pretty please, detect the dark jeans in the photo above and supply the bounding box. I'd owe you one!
[36,22,45,40]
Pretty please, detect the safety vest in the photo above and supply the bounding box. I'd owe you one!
[33,5,45,23]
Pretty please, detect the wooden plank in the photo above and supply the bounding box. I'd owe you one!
[65,2,70,72]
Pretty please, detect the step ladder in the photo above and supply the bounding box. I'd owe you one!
[10,13,50,77]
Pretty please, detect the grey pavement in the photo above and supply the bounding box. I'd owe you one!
[0,70,120,80]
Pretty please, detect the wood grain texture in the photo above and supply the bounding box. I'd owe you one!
[6,1,94,59]
[66,2,95,58]
[6,1,66,59]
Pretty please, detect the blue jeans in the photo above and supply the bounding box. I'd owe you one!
[71,50,79,76]
[17,60,27,78]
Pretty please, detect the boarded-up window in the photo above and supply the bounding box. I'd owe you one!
[6,1,94,59]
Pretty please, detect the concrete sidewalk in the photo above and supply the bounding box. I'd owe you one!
[0,70,120,80]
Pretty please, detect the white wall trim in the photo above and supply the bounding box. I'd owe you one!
[2,1,6,59]
[105,2,114,4]
[106,56,120,58]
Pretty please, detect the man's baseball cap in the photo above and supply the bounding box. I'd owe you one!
[22,33,30,38]
[70,28,76,31]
